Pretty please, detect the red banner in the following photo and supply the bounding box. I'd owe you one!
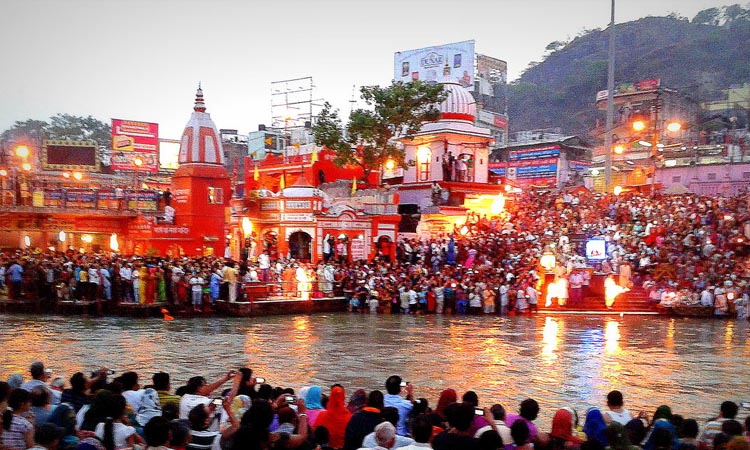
[111,119,159,173]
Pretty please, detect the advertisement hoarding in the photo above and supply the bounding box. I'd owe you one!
[506,145,561,188]
[111,119,159,173]
[476,110,508,129]
[394,40,475,90]
[42,140,100,171]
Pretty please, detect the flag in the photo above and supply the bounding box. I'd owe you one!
[253,165,259,181]
[310,146,318,163]
[351,177,357,195]
[280,173,286,190]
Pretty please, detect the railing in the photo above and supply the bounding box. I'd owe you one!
[0,187,164,213]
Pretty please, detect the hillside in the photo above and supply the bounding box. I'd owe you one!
[508,14,750,139]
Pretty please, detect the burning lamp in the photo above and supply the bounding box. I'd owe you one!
[384,159,396,171]
[241,217,252,237]
[613,186,623,196]
[540,249,556,271]
[23,235,31,247]
[110,233,119,252]
[459,225,469,236]
[58,231,66,242]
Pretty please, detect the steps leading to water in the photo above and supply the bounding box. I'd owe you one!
[538,287,658,314]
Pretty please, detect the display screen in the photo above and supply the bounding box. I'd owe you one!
[585,239,607,260]
[46,144,97,166]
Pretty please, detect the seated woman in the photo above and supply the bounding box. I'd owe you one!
[94,393,143,450]
[550,408,584,450]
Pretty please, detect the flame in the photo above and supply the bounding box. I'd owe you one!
[545,278,568,307]
[604,276,629,308]
[296,268,312,301]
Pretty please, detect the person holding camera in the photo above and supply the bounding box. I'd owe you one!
[384,376,413,437]
[179,371,238,424]
[186,396,239,450]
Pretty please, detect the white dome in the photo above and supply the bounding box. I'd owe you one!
[439,81,476,122]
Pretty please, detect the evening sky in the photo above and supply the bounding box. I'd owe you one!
[0,0,738,144]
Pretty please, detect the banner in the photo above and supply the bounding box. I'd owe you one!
[111,119,159,173]
[394,40,475,90]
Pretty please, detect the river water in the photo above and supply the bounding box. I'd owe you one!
[2,313,749,427]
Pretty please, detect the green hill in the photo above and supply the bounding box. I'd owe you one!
[508,9,750,139]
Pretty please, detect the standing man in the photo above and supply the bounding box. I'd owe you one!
[223,262,239,303]
[162,188,172,207]
[8,259,24,300]
[120,262,133,302]
[569,270,583,306]
[258,251,271,283]
[383,376,413,437]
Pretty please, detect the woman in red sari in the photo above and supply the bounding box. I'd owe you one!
[314,385,351,450]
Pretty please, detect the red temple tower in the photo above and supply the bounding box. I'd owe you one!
[170,85,231,256]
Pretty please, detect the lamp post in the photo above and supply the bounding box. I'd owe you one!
[133,156,143,213]
[604,0,616,192]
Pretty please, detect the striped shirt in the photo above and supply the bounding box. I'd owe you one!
[187,430,221,450]
[1,415,33,450]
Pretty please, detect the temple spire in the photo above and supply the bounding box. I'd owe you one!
[194,83,206,112]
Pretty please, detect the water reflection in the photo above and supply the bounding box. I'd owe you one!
[0,313,748,428]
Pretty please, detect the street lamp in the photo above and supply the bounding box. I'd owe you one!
[133,156,143,213]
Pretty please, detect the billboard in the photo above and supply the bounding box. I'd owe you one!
[42,140,100,171]
[111,119,159,173]
[507,145,561,188]
[394,40,475,89]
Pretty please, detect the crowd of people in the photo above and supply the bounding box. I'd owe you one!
[2,361,749,450]
[2,189,750,318]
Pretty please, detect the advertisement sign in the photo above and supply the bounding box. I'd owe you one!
[394,40,475,90]
[477,110,508,129]
[42,140,100,171]
[596,78,662,102]
[126,190,159,211]
[509,146,561,161]
[111,119,159,173]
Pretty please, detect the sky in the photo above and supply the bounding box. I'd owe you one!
[0,0,739,143]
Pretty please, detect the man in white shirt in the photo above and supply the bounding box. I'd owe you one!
[603,390,633,425]
[258,252,271,282]
[120,263,133,302]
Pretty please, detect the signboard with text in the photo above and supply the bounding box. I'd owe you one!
[394,40,475,90]
[111,119,159,173]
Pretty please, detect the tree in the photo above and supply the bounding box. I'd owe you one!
[692,7,721,25]
[313,80,447,182]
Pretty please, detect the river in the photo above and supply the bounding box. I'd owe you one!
[1,313,749,427]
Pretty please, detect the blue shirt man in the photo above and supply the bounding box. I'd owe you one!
[8,261,23,299]
[383,375,413,436]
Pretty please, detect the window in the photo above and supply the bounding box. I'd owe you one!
[743,172,750,180]
[672,176,681,183]
[707,173,717,181]
[208,187,224,204]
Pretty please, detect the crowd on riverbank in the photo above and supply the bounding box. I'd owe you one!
[2,361,749,450]
[2,190,750,318]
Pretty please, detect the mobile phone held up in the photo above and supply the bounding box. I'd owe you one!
[255,377,266,384]
[285,395,297,404]
[400,381,408,387]
[212,397,223,406]
[475,408,484,416]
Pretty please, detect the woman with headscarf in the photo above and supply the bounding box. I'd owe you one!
[434,389,458,423]
[315,385,351,450]
[46,403,80,450]
[606,421,641,450]
[304,386,324,427]
[643,406,679,450]
[346,389,366,415]
[550,408,584,450]
[584,408,609,447]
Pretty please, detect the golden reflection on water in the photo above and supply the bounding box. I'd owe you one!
[604,320,620,355]
[665,319,675,350]
[724,321,734,349]
[541,317,559,360]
